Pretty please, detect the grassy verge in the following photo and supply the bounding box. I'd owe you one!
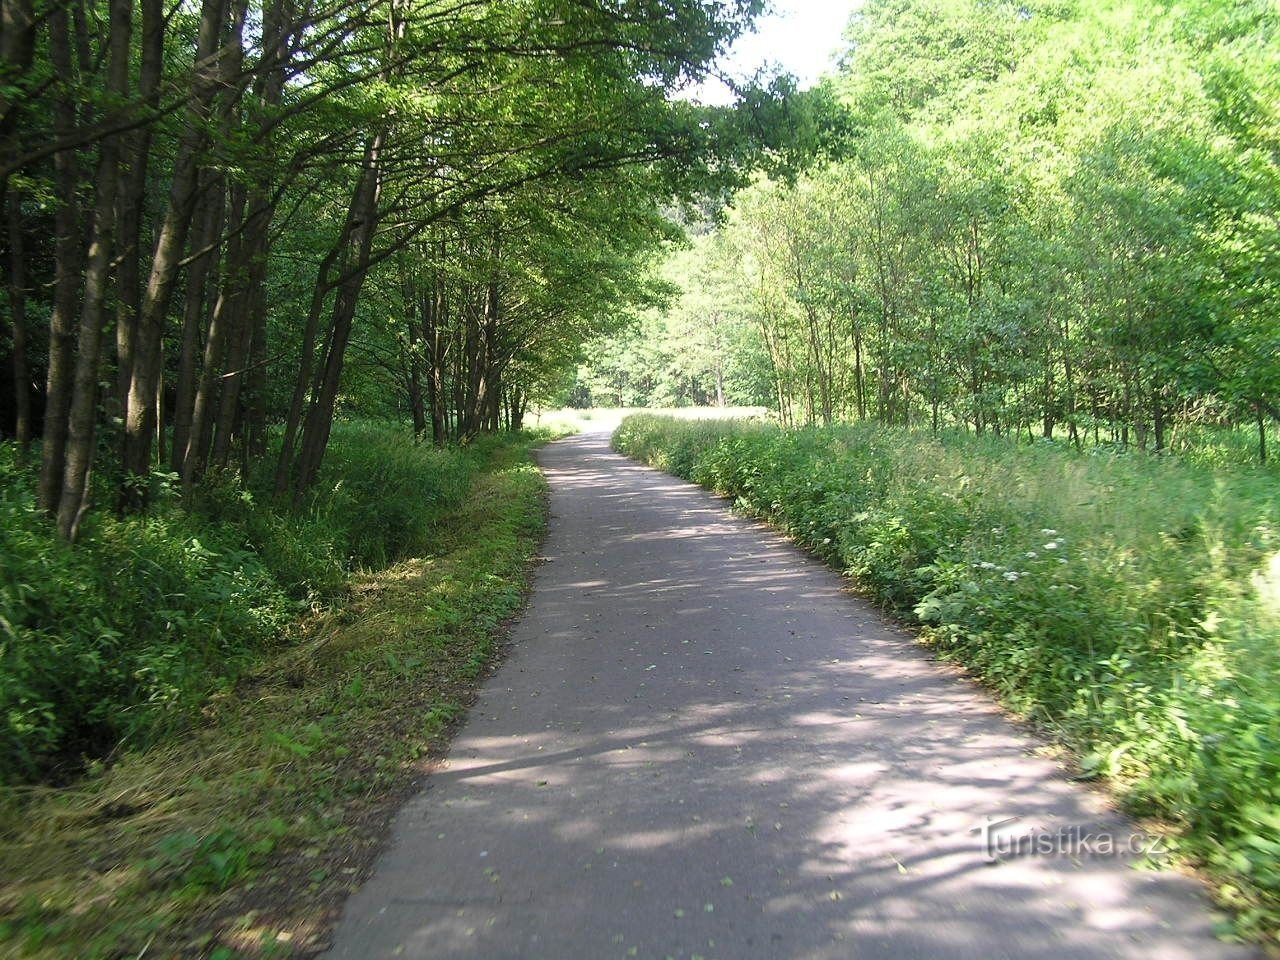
[0,431,550,958]
[614,413,1280,945]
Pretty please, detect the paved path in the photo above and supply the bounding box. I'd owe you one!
[325,431,1252,960]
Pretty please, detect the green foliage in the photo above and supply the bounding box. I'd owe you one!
[0,422,479,784]
[630,0,1280,459]
[616,413,1280,936]
[300,422,473,569]
[0,431,550,958]
[0,446,290,782]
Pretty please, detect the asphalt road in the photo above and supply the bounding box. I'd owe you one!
[324,429,1253,960]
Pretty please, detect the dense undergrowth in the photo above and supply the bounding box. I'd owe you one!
[615,413,1280,942]
[0,422,477,784]
[0,426,549,958]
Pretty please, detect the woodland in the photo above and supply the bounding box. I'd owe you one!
[581,0,1279,466]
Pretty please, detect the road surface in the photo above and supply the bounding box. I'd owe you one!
[324,429,1252,960]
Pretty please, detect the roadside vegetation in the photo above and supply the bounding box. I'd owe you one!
[615,412,1280,943]
[0,423,550,958]
[579,1,1279,461]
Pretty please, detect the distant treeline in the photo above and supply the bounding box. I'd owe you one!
[584,1,1279,462]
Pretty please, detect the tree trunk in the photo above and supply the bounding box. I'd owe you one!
[121,0,231,506]
[426,266,448,446]
[57,0,132,540]
[292,132,384,497]
[406,291,426,437]
[272,236,343,494]
[242,273,270,460]
[114,0,164,412]
[1257,403,1267,466]
[1152,388,1165,453]
[38,6,83,513]
[182,184,245,483]
[170,174,224,472]
[5,191,31,452]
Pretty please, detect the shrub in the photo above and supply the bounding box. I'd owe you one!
[0,421,483,782]
[310,422,474,567]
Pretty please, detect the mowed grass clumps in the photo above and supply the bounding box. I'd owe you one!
[0,422,474,784]
[615,413,1280,940]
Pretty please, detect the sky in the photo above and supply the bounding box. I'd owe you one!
[688,1,864,104]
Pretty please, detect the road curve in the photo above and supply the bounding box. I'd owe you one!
[324,429,1253,960]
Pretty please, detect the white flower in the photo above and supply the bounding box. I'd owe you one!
[1003,571,1020,582]
[1044,542,1058,550]
[1058,558,1068,565]
[822,538,831,545]
[979,561,997,570]
[1026,551,1038,559]
[1040,528,1057,536]
[991,527,1003,535]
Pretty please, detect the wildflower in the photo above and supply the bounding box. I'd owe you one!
[1003,571,1020,582]
[822,538,831,545]
[1040,528,1057,536]
[979,561,997,570]
[991,527,1003,535]
[1026,551,1038,559]
[1044,542,1058,550]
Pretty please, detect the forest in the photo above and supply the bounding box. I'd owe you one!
[0,0,818,538]
[1,0,1279,954]
[0,0,816,774]
[580,0,1279,464]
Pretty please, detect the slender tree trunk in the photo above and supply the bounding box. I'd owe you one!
[426,268,448,446]
[58,0,132,540]
[1257,403,1267,466]
[292,132,384,497]
[38,7,83,512]
[406,284,426,437]
[5,192,30,452]
[115,0,164,412]
[272,238,342,493]
[121,0,231,506]
[182,184,245,483]
[170,175,223,472]
[1152,387,1165,453]
[210,254,258,467]
[243,271,270,460]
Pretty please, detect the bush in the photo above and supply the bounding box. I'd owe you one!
[0,422,482,783]
[0,450,289,781]
[615,413,1280,931]
[309,422,474,567]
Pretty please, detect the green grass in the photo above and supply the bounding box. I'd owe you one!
[0,429,551,958]
[614,413,1280,944]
